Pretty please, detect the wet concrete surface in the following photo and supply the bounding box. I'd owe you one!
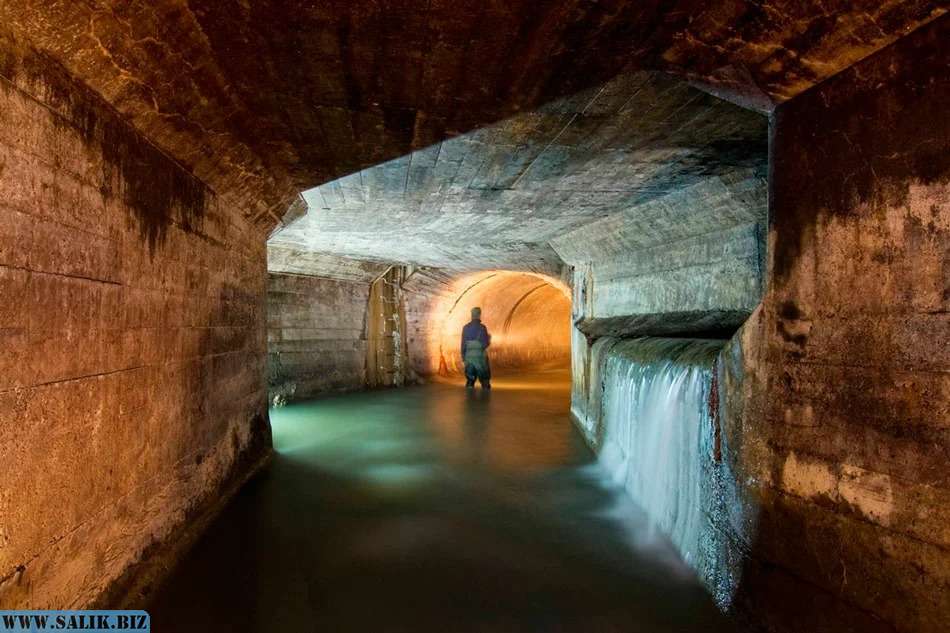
[149,370,734,632]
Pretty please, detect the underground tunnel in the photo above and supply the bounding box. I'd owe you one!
[423,271,572,376]
[1,3,948,633]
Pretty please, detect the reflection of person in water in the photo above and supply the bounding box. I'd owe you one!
[460,306,491,389]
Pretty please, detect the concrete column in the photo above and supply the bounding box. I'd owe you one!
[731,15,950,632]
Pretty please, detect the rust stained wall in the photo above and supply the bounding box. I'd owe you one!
[365,267,412,389]
[0,33,270,608]
[727,15,950,633]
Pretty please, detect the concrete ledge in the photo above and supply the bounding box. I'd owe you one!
[576,310,750,339]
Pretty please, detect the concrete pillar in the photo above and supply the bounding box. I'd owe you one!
[732,14,950,632]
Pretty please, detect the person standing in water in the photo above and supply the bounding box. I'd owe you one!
[460,306,491,389]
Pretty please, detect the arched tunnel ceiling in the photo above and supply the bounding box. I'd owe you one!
[413,270,572,374]
[268,70,769,275]
[0,0,943,234]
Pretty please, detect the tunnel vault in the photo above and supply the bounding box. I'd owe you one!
[427,271,572,376]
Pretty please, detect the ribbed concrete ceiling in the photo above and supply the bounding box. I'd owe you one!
[0,0,942,233]
[268,71,768,275]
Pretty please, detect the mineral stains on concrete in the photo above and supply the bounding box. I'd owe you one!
[149,371,732,632]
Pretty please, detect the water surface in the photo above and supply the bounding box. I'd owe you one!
[150,370,733,632]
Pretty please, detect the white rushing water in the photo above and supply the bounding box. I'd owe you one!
[598,337,723,570]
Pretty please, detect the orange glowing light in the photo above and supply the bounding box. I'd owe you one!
[424,270,572,376]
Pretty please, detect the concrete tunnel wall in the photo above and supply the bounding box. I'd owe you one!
[266,272,372,404]
[0,30,271,607]
[269,30,950,630]
[263,268,572,402]
[569,19,950,633]
[0,6,946,632]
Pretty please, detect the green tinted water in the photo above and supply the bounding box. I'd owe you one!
[150,371,733,632]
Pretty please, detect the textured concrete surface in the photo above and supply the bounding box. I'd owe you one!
[270,71,768,275]
[0,30,270,608]
[741,16,950,632]
[567,15,950,632]
[0,0,941,239]
[365,266,414,389]
[267,251,390,284]
[267,266,570,402]
[404,268,461,376]
[266,273,371,404]
[0,1,946,627]
[557,176,767,337]
[267,267,421,403]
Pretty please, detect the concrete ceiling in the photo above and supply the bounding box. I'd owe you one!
[268,71,768,275]
[0,0,943,233]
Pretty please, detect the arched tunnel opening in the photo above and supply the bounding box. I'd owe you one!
[431,271,572,376]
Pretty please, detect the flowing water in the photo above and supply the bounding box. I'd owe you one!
[599,339,724,571]
[150,370,733,632]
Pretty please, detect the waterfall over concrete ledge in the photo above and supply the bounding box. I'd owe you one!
[580,336,746,609]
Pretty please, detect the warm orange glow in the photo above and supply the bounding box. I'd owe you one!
[425,270,572,375]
